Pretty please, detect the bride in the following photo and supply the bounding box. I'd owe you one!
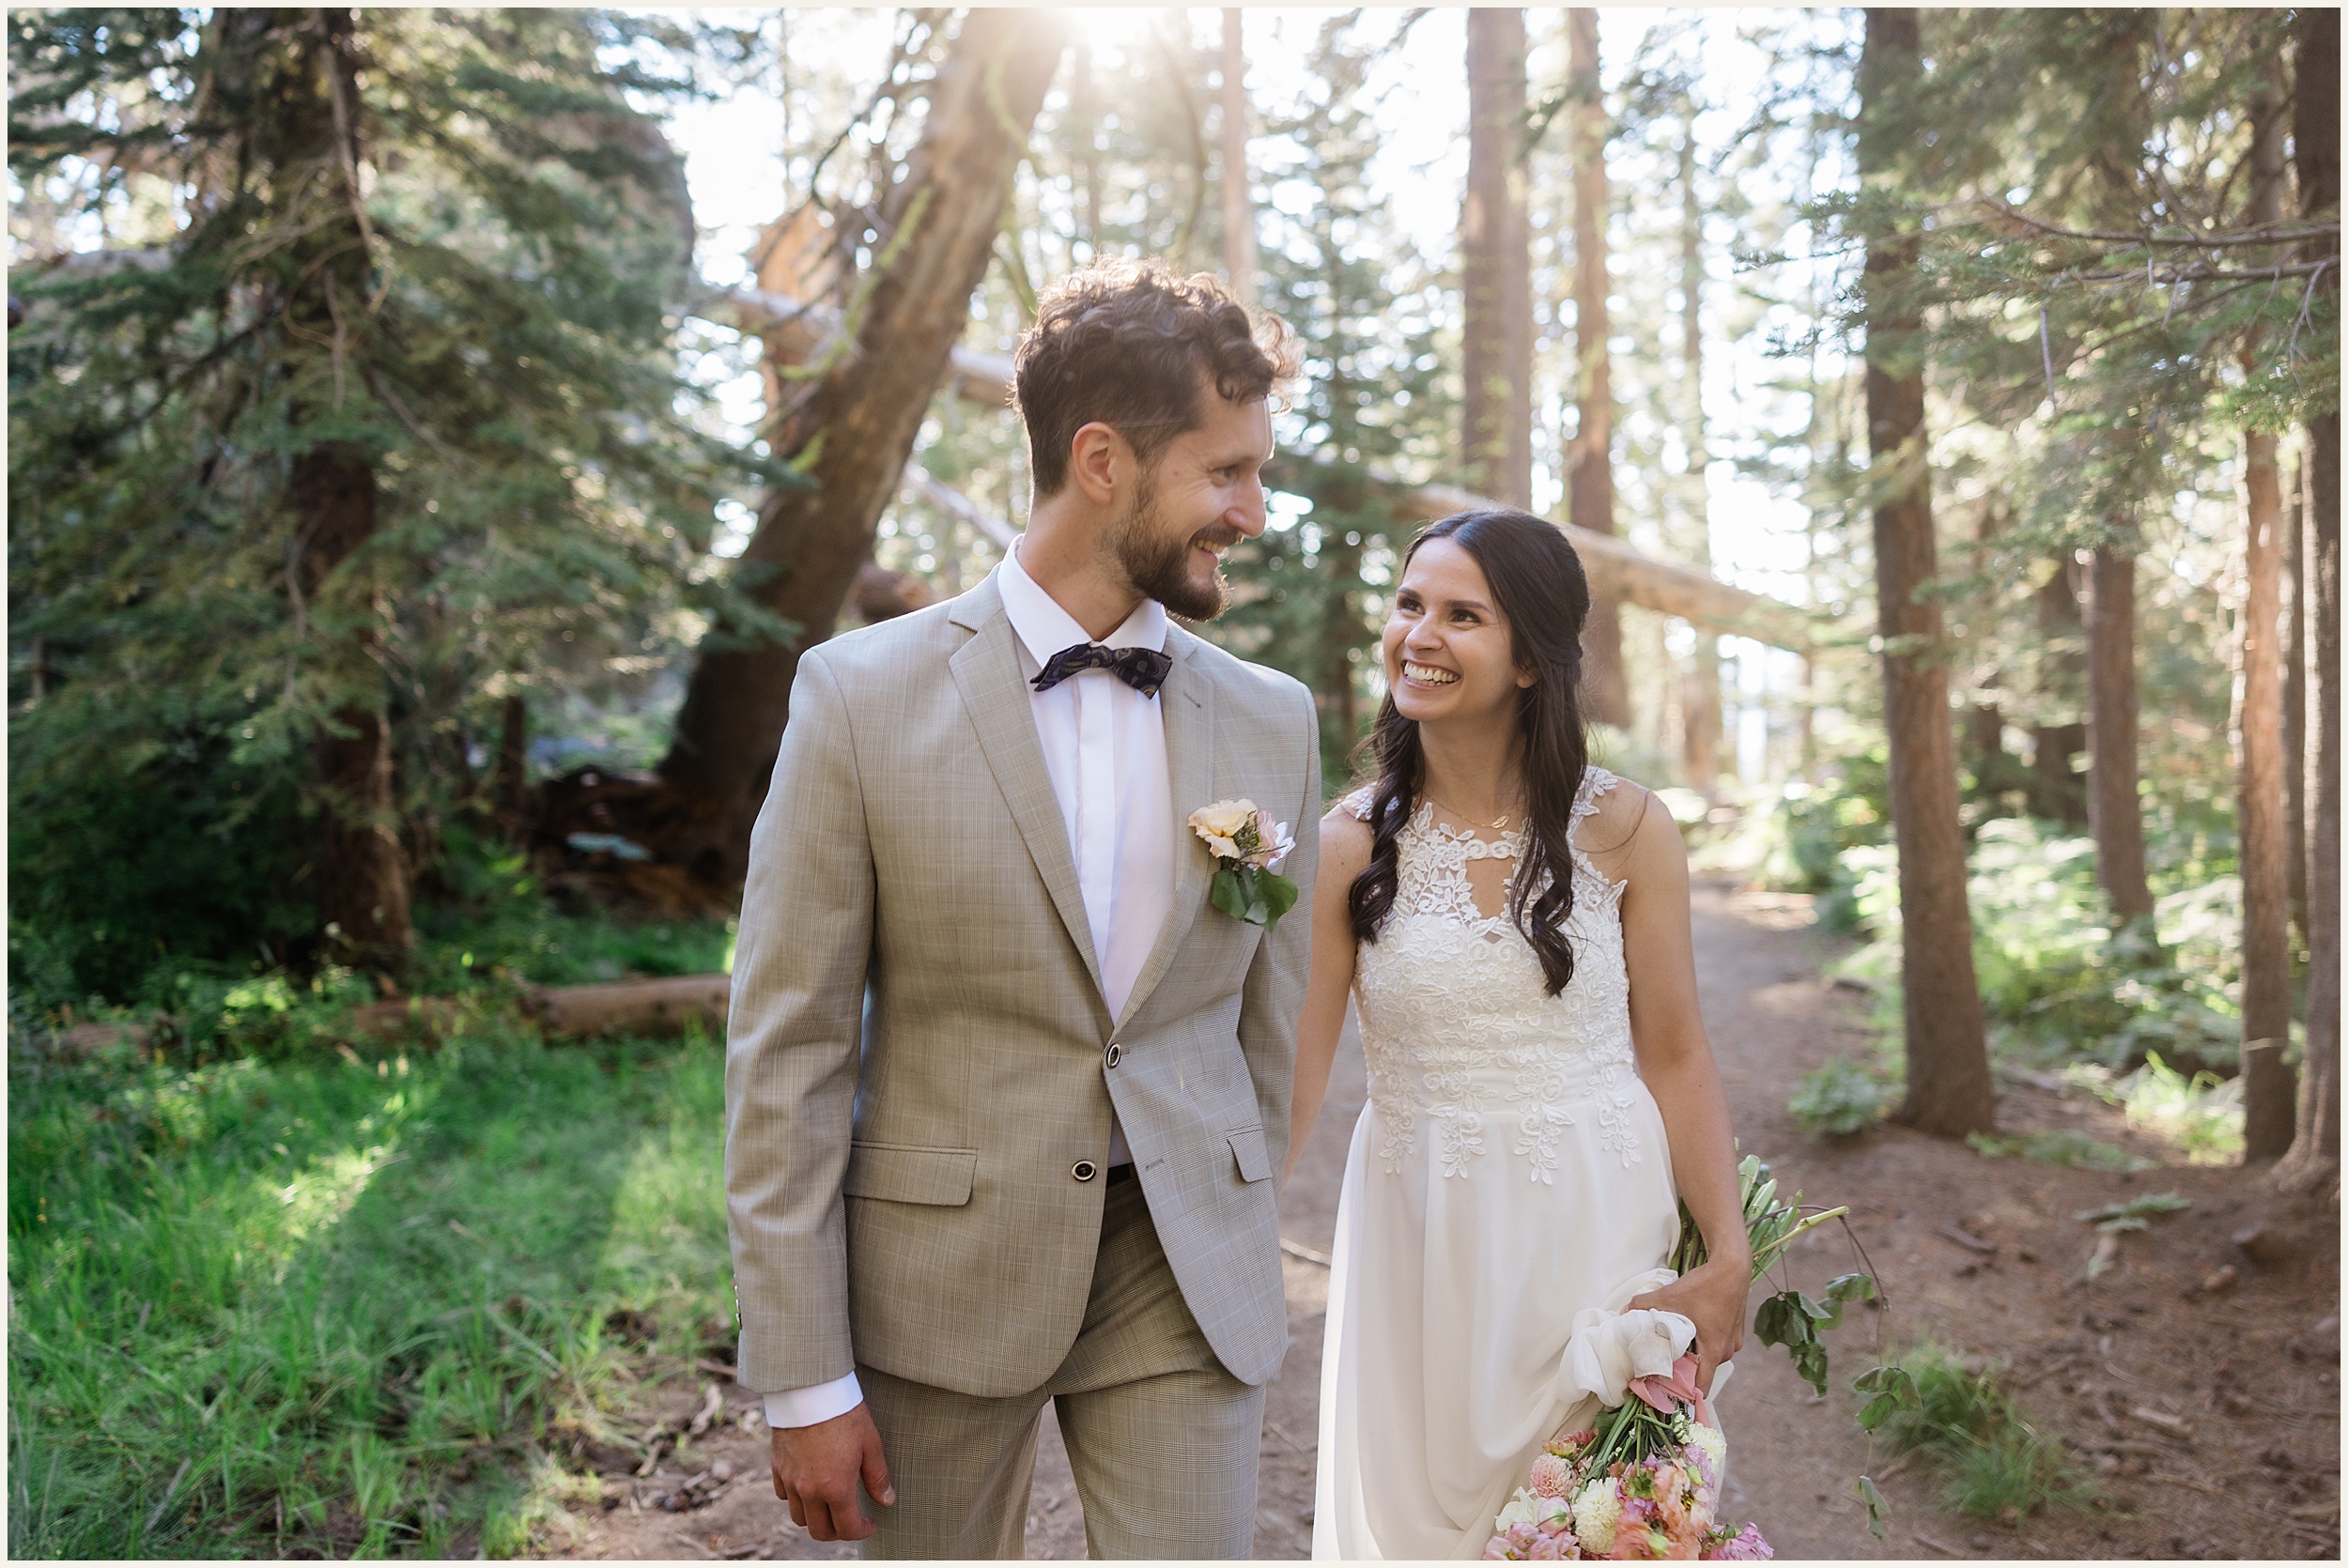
[1290,509,1753,1560]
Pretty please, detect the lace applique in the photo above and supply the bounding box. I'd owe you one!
[1352,766,1646,1177]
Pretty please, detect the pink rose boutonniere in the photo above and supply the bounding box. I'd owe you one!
[1187,799,1299,930]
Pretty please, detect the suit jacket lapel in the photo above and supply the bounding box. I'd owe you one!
[1118,630,1213,1033]
[948,582,1105,1001]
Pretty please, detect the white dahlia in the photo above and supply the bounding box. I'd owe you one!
[1571,1480,1621,1555]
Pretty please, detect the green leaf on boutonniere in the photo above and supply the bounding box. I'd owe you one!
[1209,863,1302,930]
[1255,868,1301,925]
[1210,866,1247,921]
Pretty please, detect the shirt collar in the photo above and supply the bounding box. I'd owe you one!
[996,539,1169,671]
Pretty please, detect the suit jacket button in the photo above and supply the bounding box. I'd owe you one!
[1104,1042,1122,1068]
[1071,1160,1099,1182]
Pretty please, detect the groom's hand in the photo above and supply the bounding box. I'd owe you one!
[772,1403,893,1542]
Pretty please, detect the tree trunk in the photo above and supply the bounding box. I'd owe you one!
[1219,9,1257,300]
[248,8,410,966]
[300,446,411,967]
[2085,542,2154,921]
[1072,40,1098,261]
[2031,554,2090,826]
[1859,7,1994,1139]
[2287,452,2309,948]
[656,10,1065,886]
[495,692,531,838]
[2237,69,2296,1161]
[1677,109,1720,799]
[1965,500,2016,812]
[1463,8,1532,509]
[1567,8,1628,728]
[2281,3,2340,1189]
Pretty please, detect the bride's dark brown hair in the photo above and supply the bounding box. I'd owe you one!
[1347,510,1594,997]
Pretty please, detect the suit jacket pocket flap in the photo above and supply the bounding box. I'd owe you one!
[842,1144,978,1207]
[1227,1126,1272,1184]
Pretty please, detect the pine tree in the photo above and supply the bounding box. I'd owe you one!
[1856,7,1995,1138]
[654,9,1066,886]
[1565,8,1629,728]
[1462,8,1532,509]
[1225,12,1449,785]
[8,8,743,996]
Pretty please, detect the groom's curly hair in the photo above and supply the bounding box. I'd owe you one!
[1013,260,1296,496]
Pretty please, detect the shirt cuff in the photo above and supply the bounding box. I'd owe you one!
[762,1372,863,1431]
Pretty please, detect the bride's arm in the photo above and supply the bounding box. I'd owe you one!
[1605,789,1753,1393]
[1285,805,1371,1183]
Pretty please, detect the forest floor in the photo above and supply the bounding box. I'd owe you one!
[563,880,2340,1562]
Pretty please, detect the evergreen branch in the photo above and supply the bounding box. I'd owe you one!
[1982,202,2339,251]
[2059,258,2331,284]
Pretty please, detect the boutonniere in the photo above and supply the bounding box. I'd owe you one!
[1188,799,1299,930]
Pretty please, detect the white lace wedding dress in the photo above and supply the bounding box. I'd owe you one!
[1312,765,1682,1560]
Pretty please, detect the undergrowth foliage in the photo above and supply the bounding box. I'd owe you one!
[8,1025,734,1558]
[1868,1345,2097,1522]
[8,8,780,1004]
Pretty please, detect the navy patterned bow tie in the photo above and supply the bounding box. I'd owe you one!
[1031,642,1173,699]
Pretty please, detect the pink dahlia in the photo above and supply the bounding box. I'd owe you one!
[1700,1524,1773,1561]
[1529,1453,1579,1497]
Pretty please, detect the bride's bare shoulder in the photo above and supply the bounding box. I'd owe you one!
[1319,787,1378,876]
[1575,773,1680,883]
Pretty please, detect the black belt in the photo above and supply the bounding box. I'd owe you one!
[1106,1162,1138,1186]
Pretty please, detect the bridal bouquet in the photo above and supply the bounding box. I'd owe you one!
[1484,1158,1876,1560]
[1482,1417,1769,1560]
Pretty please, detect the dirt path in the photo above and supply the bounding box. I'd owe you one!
[565,881,2338,1560]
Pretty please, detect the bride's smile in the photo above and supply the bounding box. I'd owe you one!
[1381,537,1537,722]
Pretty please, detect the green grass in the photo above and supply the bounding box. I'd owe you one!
[1964,1129,2155,1173]
[8,1021,735,1558]
[1788,1055,1898,1138]
[409,832,734,994]
[1871,1344,2096,1521]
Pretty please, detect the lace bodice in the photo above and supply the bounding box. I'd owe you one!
[1345,766,1642,1180]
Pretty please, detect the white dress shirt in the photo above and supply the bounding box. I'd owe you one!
[765,542,1176,1429]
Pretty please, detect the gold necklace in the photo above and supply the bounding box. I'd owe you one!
[1425,795,1519,834]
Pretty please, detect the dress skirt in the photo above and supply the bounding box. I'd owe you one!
[1311,1084,1680,1560]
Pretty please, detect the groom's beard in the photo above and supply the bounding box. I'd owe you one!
[1108,473,1242,622]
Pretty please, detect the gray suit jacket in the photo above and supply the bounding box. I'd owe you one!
[724,573,1321,1399]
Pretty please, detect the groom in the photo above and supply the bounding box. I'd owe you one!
[725,260,1319,1559]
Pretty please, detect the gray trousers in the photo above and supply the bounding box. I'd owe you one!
[857,1175,1265,1560]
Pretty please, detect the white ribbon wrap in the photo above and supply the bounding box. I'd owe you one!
[1562,1268,1697,1409]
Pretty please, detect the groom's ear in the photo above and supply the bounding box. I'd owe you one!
[1066,421,1134,508]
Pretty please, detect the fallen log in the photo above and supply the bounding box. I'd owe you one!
[1391,481,1826,653]
[520,973,731,1038]
[703,284,1015,410]
[42,973,734,1056]
[715,286,1828,653]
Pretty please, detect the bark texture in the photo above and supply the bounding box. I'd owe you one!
[2287,453,2309,945]
[1219,9,1257,300]
[2237,70,2295,1161]
[1567,8,1628,727]
[1462,8,1533,509]
[253,9,410,964]
[2281,4,2340,1189]
[1859,7,1994,1139]
[2086,543,2153,920]
[2031,555,2090,826]
[657,10,1065,885]
[1677,114,1721,797]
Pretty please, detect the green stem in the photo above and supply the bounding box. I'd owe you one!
[1750,1206,1849,1277]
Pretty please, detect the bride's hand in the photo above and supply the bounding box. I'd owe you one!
[1627,1258,1751,1396]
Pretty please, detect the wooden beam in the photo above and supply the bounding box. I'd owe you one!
[1394,482,1821,653]
[706,288,1821,651]
[705,285,1013,408]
